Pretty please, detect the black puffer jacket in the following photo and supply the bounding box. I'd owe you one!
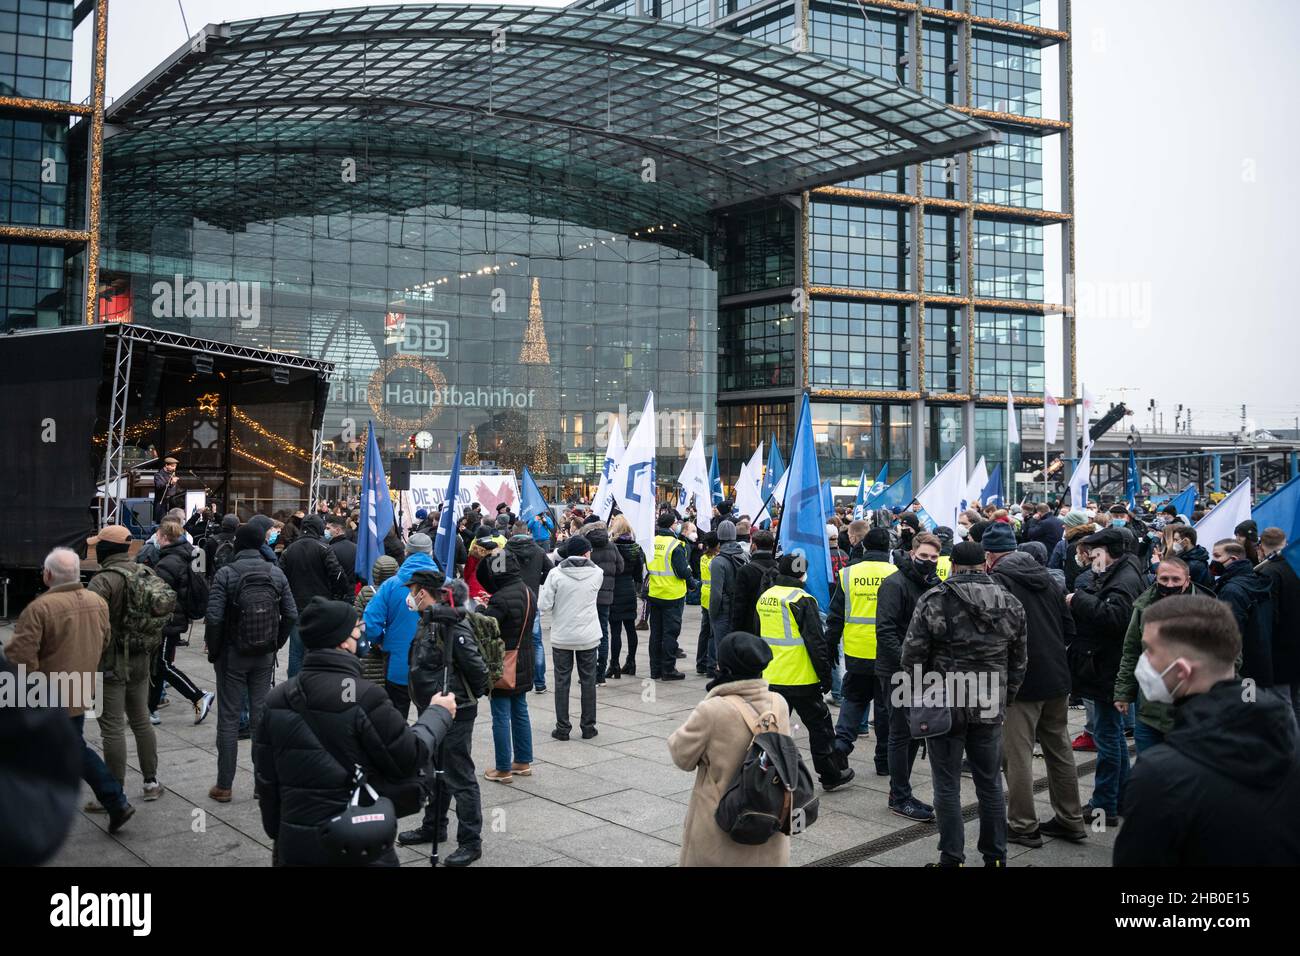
[253,649,452,866]
[1179,544,1212,588]
[1115,679,1300,866]
[875,557,940,677]
[479,551,536,697]
[278,516,348,612]
[581,525,624,607]
[153,539,199,638]
[988,550,1074,701]
[408,605,490,719]
[732,549,778,636]
[610,536,644,620]
[329,533,358,590]
[1067,553,1146,701]
[1258,553,1300,685]
[502,535,549,595]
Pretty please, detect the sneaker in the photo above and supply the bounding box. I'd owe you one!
[149,711,161,726]
[1071,731,1097,752]
[1039,817,1089,842]
[1008,828,1043,848]
[551,728,570,741]
[581,727,598,740]
[194,691,215,725]
[156,697,170,709]
[984,857,1007,867]
[889,798,935,822]
[914,799,935,814]
[533,685,547,694]
[142,780,163,802]
[510,762,532,776]
[659,670,685,681]
[596,677,606,686]
[208,785,232,803]
[107,802,135,835]
[398,826,437,846]
[443,844,482,867]
[696,666,708,676]
[483,768,514,784]
[635,621,649,631]
[821,768,855,791]
[84,800,107,813]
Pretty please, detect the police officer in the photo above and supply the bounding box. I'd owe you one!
[695,532,719,676]
[756,553,853,790]
[827,527,897,761]
[647,512,695,680]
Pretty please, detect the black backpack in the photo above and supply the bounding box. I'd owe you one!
[184,563,210,620]
[714,695,819,845]
[227,566,281,656]
[212,538,237,575]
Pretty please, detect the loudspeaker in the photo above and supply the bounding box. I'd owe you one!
[389,457,411,491]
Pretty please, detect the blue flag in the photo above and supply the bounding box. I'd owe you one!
[763,439,786,501]
[1254,474,1300,542]
[862,463,890,513]
[519,466,549,524]
[709,448,723,506]
[1167,484,1197,521]
[778,394,833,611]
[355,422,395,585]
[876,470,913,511]
[981,464,1004,507]
[821,479,834,516]
[433,434,463,576]
[1126,449,1140,510]
[1283,539,1300,581]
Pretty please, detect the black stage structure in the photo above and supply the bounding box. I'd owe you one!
[0,324,332,577]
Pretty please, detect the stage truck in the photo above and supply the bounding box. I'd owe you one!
[0,323,331,602]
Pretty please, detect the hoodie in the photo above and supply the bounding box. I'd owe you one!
[363,551,437,686]
[1115,679,1300,866]
[1177,544,1212,588]
[987,550,1073,701]
[539,556,604,650]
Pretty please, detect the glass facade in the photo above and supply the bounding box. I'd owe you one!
[809,201,909,291]
[718,401,792,487]
[720,300,797,392]
[809,2,906,82]
[0,0,73,101]
[811,401,911,485]
[974,218,1044,300]
[721,203,796,296]
[925,306,965,393]
[973,130,1044,208]
[809,299,909,390]
[99,166,718,484]
[972,32,1042,117]
[974,309,1045,394]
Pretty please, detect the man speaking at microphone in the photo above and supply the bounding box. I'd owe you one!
[154,457,182,523]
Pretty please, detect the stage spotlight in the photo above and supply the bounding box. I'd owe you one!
[192,353,214,374]
[272,367,290,385]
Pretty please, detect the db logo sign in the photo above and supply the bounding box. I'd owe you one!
[395,317,450,358]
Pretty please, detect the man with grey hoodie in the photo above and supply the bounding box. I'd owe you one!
[539,535,605,741]
[707,520,750,678]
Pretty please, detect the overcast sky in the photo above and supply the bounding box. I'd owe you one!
[75,0,1300,433]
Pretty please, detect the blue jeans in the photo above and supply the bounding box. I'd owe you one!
[1133,717,1164,754]
[1083,698,1095,736]
[928,720,1006,865]
[73,715,127,812]
[1089,700,1130,816]
[287,623,303,678]
[489,694,534,773]
[532,611,546,691]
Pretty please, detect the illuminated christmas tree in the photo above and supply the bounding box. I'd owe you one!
[519,276,555,473]
[519,277,552,366]
[464,429,480,466]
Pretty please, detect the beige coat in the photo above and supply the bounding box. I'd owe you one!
[6,582,111,717]
[667,678,792,867]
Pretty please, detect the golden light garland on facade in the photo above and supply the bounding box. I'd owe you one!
[464,429,479,466]
[955,106,1070,131]
[0,94,91,115]
[0,225,91,242]
[83,0,108,326]
[845,1,1070,43]
[366,355,448,432]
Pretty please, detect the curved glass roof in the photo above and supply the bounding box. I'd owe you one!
[103,4,995,236]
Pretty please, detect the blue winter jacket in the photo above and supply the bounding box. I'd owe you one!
[363,551,436,687]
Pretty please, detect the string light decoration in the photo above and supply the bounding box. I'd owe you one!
[197,392,220,415]
[464,430,480,466]
[366,355,448,432]
[519,276,554,472]
[519,277,552,366]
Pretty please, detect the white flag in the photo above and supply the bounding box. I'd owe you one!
[1044,389,1061,445]
[678,431,712,533]
[1082,384,1098,424]
[916,446,968,532]
[1194,479,1252,553]
[962,455,989,510]
[1007,390,1019,445]
[611,392,657,550]
[593,416,625,521]
[746,442,764,491]
[1069,439,1093,508]
[733,459,766,526]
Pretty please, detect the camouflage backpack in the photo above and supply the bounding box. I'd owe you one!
[465,611,505,688]
[105,564,176,658]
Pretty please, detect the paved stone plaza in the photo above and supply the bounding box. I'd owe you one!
[7,605,1117,867]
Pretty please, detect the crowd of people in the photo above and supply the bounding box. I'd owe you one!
[4,485,1299,867]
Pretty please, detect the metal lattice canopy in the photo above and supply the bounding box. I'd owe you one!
[103,4,996,242]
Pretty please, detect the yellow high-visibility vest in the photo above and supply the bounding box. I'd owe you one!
[756,584,818,686]
[838,560,898,660]
[936,555,951,581]
[700,553,714,609]
[648,534,687,600]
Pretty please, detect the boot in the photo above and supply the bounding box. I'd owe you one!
[605,663,621,679]
[622,658,636,676]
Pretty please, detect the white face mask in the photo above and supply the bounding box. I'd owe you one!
[1135,652,1183,704]
[1091,552,1109,574]
[955,524,969,540]
[1171,541,1185,555]
[405,593,419,612]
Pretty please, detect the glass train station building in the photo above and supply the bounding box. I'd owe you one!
[2,1,1078,504]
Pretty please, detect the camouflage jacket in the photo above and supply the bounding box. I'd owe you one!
[899,571,1028,724]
